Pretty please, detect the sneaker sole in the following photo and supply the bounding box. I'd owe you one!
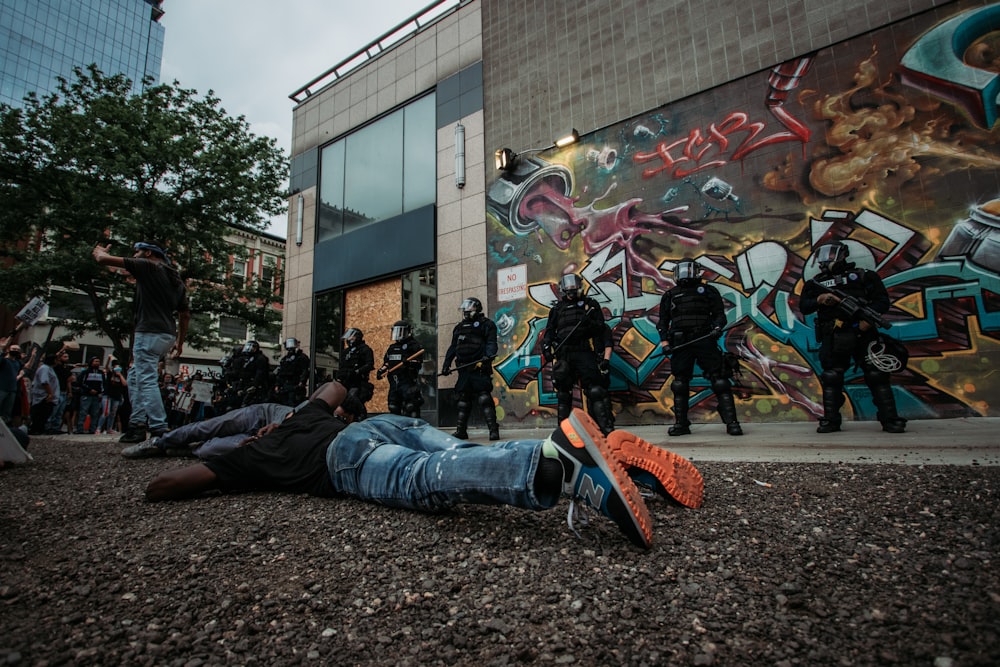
[606,431,704,509]
[561,409,653,549]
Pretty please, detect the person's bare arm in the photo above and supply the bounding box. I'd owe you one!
[92,243,127,269]
[173,309,190,357]
[146,464,219,501]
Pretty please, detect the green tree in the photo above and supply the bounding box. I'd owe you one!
[0,66,288,364]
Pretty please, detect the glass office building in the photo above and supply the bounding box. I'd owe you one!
[0,0,164,108]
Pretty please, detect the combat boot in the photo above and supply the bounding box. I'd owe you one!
[871,383,906,433]
[452,401,470,440]
[817,383,843,433]
[669,394,690,436]
[481,401,500,441]
[716,392,743,436]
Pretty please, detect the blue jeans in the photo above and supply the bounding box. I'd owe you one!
[77,394,102,433]
[160,403,295,458]
[97,397,122,432]
[45,392,66,431]
[129,331,176,432]
[325,414,558,512]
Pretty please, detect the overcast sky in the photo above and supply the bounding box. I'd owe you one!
[159,0,436,237]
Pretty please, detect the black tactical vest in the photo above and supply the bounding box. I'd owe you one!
[667,284,715,333]
[453,319,488,362]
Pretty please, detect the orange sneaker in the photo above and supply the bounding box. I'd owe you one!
[546,409,653,549]
[606,430,704,509]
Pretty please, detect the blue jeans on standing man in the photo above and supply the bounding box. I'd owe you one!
[76,394,102,433]
[128,331,175,433]
[325,414,558,513]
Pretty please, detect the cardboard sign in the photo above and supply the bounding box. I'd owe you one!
[15,297,48,326]
[190,380,214,403]
[0,420,32,464]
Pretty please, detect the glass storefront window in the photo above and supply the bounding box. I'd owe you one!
[317,93,435,243]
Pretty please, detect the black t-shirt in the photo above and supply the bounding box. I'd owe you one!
[122,257,189,335]
[204,399,347,497]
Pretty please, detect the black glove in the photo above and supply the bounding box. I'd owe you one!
[376,368,386,380]
[598,359,610,374]
[441,365,452,376]
[712,326,723,339]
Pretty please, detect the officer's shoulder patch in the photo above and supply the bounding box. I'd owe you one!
[848,272,859,282]
[697,286,706,294]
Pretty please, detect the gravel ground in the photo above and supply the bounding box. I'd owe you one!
[1,435,998,666]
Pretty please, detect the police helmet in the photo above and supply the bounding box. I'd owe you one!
[559,274,583,300]
[460,297,483,321]
[284,337,299,350]
[815,242,849,272]
[242,340,259,354]
[341,328,363,343]
[674,259,700,283]
[391,321,412,341]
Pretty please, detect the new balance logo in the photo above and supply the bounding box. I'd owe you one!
[576,473,607,508]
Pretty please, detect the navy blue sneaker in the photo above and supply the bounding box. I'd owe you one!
[546,409,652,549]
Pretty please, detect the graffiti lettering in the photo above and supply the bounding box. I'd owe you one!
[634,107,810,180]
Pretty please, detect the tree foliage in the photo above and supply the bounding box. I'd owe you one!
[0,66,288,363]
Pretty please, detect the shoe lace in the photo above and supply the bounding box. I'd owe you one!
[565,498,591,539]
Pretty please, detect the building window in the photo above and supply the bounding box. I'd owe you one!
[219,316,247,341]
[261,255,277,292]
[317,93,435,242]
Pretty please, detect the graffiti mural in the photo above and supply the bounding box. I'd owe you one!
[486,0,1000,425]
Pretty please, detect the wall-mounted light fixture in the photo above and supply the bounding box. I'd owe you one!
[455,123,466,188]
[494,128,580,172]
[295,193,304,246]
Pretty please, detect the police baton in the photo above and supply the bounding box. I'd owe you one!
[658,322,739,357]
[439,357,489,376]
[378,349,425,378]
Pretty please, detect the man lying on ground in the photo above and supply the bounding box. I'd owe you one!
[144,382,704,548]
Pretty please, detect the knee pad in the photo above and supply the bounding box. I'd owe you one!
[455,397,470,413]
[670,378,689,396]
[820,369,844,389]
[476,392,494,408]
[556,390,573,406]
[711,377,732,395]
[586,385,608,401]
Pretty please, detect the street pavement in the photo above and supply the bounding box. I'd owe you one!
[466,416,1000,466]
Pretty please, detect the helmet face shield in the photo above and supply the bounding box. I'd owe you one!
[559,274,582,298]
[242,341,257,354]
[284,337,299,350]
[816,243,847,270]
[674,260,698,282]
[460,297,482,320]
[391,323,410,341]
[341,328,360,343]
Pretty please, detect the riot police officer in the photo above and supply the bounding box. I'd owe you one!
[237,340,270,407]
[274,337,310,407]
[542,274,615,435]
[336,328,374,417]
[658,259,743,436]
[376,321,424,417]
[441,297,500,440]
[800,241,906,433]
